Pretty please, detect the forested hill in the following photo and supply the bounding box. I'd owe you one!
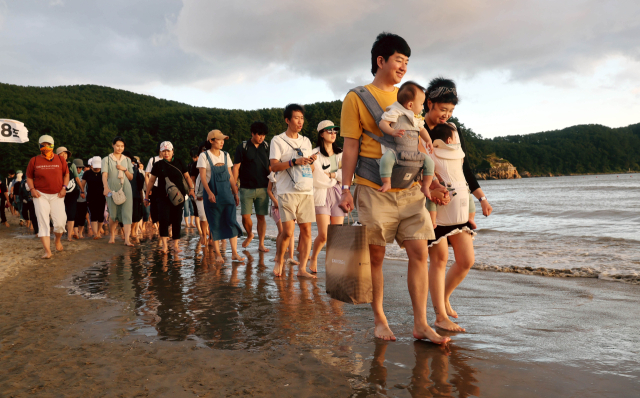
[1,83,638,176]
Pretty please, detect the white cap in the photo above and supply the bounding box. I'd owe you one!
[160,141,174,151]
[90,156,102,168]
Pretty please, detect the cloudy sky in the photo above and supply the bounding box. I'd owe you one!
[1,0,639,138]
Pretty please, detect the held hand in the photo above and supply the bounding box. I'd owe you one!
[208,193,216,203]
[103,188,111,197]
[234,194,239,207]
[144,198,150,207]
[481,200,493,217]
[31,189,41,199]
[429,185,450,206]
[58,188,66,198]
[392,129,405,138]
[273,200,278,208]
[80,193,86,199]
[339,190,354,213]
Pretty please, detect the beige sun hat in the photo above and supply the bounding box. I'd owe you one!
[55,146,71,156]
[207,129,228,141]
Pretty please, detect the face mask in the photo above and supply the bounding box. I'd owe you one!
[40,144,54,160]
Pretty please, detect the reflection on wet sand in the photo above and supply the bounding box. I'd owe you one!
[73,231,484,397]
[353,341,480,397]
[74,233,352,350]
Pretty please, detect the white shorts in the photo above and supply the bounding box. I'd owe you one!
[195,198,207,222]
[33,192,67,237]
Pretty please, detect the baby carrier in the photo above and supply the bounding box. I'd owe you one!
[350,86,425,189]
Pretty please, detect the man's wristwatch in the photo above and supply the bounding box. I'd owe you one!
[342,185,351,192]
[479,196,487,202]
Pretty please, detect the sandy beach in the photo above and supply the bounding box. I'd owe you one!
[1,212,639,397]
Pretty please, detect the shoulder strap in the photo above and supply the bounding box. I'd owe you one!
[243,141,247,150]
[349,86,385,125]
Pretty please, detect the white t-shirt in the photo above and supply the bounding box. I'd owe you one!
[196,150,233,196]
[269,132,313,196]
[146,156,161,187]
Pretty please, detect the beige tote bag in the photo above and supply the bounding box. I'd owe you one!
[325,216,373,304]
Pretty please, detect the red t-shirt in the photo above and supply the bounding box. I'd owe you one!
[26,154,69,194]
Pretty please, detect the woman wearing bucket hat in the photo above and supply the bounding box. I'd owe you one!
[197,130,244,263]
[145,141,195,254]
[309,120,346,273]
[25,134,70,259]
[83,156,106,239]
[56,146,82,242]
[102,136,135,246]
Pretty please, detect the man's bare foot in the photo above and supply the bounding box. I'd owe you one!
[445,300,458,318]
[273,262,284,277]
[55,241,64,251]
[468,219,477,229]
[231,254,245,262]
[285,258,299,265]
[242,233,254,248]
[434,318,465,332]
[108,238,115,244]
[258,245,270,252]
[124,241,135,247]
[309,258,318,273]
[173,244,182,253]
[93,236,101,240]
[42,251,52,259]
[297,270,317,279]
[413,325,451,344]
[374,322,396,341]
[214,254,224,264]
[378,182,391,193]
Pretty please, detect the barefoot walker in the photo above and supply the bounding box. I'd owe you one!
[232,121,271,252]
[339,33,450,344]
[25,134,69,259]
[198,130,245,264]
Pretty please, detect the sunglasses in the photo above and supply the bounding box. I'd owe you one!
[39,143,53,148]
[294,148,304,157]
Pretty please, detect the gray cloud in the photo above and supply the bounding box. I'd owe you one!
[1,0,639,97]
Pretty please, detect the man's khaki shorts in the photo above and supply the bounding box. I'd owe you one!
[278,193,316,224]
[354,184,434,247]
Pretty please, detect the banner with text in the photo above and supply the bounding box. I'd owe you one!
[0,119,29,143]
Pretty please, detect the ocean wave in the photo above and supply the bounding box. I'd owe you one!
[472,263,640,285]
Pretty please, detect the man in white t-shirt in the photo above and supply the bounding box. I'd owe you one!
[145,143,162,229]
[270,104,317,278]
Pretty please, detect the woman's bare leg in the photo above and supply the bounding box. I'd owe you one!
[443,232,475,318]
[123,224,133,246]
[230,237,245,262]
[108,220,118,243]
[428,238,465,332]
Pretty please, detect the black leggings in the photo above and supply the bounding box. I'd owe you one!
[158,197,183,240]
[23,201,38,234]
[87,196,106,223]
[75,201,88,226]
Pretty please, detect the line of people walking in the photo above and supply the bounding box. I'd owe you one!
[2,31,495,345]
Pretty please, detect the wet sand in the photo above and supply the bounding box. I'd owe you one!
[1,214,639,397]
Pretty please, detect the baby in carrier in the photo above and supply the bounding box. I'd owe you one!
[377,81,435,195]
[426,123,476,229]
